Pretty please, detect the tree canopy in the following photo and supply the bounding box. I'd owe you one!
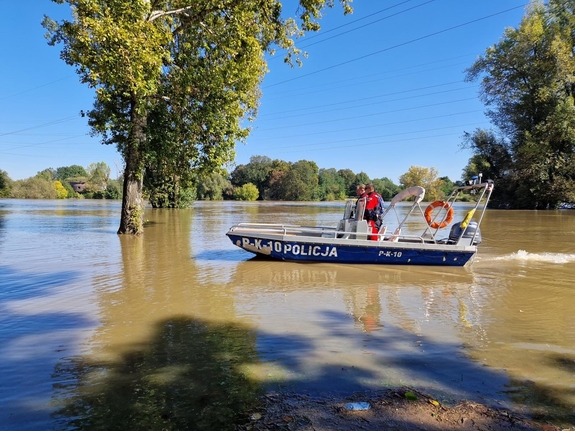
[55,165,88,181]
[465,0,575,208]
[228,156,430,201]
[399,166,445,201]
[0,170,12,198]
[1,158,457,202]
[43,0,352,234]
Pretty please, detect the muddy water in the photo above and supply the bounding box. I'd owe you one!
[1,199,574,429]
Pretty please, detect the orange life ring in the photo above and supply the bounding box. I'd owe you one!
[424,201,454,229]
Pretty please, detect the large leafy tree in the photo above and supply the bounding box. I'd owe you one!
[11,177,57,199]
[230,155,274,200]
[399,165,445,201]
[266,159,291,200]
[280,160,319,201]
[337,168,356,197]
[86,161,111,191]
[196,172,229,200]
[371,177,400,201]
[465,0,575,208]
[317,167,347,201]
[44,0,351,234]
[461,129,514,206]
[234,182,259,201]
[55,165,88,181]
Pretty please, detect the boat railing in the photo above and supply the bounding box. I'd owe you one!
[231,222,446,244]
[440,180,494,245]
[230,222,337,237]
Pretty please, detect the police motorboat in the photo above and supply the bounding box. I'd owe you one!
[226,179,494,267]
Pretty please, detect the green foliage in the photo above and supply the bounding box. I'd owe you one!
[405,391,418,401]
[316,168,346,201]
[36,168,55,181]
[5,159,465,205]
[105,179,122,200]
[144,172,196,208]
[465,0,575,208]
[230,156,274,199]
[399,166,445,201]
[44,0,352,232]
[438,176,455,197]
[337,169,356,198]
[11,177,57,199]
[372,177,400,201]
[461,130,512,182]
[86,162,111,192]
[227,156,416,201]
[280,160,319,201]
[234,183,259,201]
[0,170,12,198]
[196,172,230,201]
[61,181,75,198]
[55,165,88,181]
[231,156,325,200]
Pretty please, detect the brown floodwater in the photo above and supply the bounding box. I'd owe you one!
[1,199,574,430]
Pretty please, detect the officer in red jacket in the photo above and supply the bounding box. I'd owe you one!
[364,183,383,240]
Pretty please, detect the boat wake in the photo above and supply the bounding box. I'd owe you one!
[492,249,575,264]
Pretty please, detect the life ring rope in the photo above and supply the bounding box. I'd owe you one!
[424,201,454,229]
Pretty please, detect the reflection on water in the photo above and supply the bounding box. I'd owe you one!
[0,200,574,428]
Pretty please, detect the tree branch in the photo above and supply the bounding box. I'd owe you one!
[148,6,195,22]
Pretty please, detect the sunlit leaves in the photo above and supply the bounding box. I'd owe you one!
[44,0,353,226]
[234,183,259,201]
[465,0,575,208]
[399,166,445,201]
[53,180,69,198]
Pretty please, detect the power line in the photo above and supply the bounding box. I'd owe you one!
[0,133,91,152]
[248,109,484,142]
[0,76,76,102]
[299,1,436,50]
[265,4,527,88]
[261,55,476,99]
[249,125,490,155]
[0,115,81,137]
[251,97,479,132]
[297,0,416,44]
[259,80,472,118]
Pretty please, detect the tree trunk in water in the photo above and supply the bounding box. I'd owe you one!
[118,103,147,235]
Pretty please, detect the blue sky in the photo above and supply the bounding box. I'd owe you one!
[1,1,528,183]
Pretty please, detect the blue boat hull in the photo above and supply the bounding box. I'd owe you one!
[227,233,474,267]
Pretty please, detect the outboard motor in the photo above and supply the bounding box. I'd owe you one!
[449,221,482,245]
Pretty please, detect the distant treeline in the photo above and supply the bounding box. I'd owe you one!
[0,157,459,205]
[0,164,121,200]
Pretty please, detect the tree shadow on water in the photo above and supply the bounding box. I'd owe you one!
[50,314,575,430]
[52,317,268,431]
